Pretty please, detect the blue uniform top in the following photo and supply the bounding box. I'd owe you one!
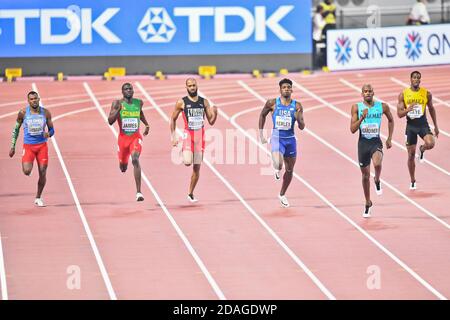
[23,106,47,145]
[271,97,297,139]
[357,101,383,140]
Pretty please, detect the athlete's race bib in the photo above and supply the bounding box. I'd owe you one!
[360,123,380,139]
[275,115,292,130]
[407,104,423,119]
[122,118,139,132]
[188,116,204,130]
[27,119,44,136]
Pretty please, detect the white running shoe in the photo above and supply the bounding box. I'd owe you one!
[34,198,45,207]
[136,192,144,201]
[187,194,198,203]
[278,194,289,208]
[274,170,281,181]
[362,202,372,218]
[409,181,417,190]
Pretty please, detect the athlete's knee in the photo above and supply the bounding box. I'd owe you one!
[425,139,435,149]
[120,164,127,172]
[183,159,192,166]
[23,169,32,176]
[408,152,416,161]
[361,171,370,181]
[131,157,140,167]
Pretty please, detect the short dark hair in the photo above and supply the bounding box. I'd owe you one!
[27,91,38,98]
[279,78,292,87]
[122,82,132,90]
[410,70,421,78]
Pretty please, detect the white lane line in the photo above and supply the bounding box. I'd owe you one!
[84,82,226,300]
[237,80,448,300]
[32,83,117,300]
[340,78,450,138]
[136,81,335,300]
[0,232,8,300]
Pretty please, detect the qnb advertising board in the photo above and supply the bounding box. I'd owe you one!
[327,24,450,71]
[0,0,311,57]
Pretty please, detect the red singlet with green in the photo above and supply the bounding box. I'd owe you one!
[118,99,141,136]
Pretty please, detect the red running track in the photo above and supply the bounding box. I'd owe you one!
[0,65,449,299]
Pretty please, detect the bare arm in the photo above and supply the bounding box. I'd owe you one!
[397,92,414,118]
[427,91,439,137]
[350,104,367,134]
[170,99,184,146]
[204,99,218,125]
[9,109,25,157]
[108,100,121,125]
[383,103,394,149]
[295,101,305,130]
[139,99,150,136]
[259,99,275,143]
[44,109,55,138]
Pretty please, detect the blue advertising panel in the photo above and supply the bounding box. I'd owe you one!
[0,0,312,57]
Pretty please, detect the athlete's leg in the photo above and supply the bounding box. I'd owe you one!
[22,162,33,176]
[183,151,193,166]
[271,152,284,171]
[360,165,371,206]
[372,150,383,184]
[22,145,35,175]
[420,133,435,152]
[189,152,203,196]
[280,156,296,196]
[407,144,416,184]
[131,151,141,193]
[36,163,48,199]
[35,143,49,199]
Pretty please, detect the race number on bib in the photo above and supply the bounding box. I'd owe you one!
[275,115,292,130]
[361,123,379,139]
[122,118,139,132]
[188,116,204,130]
[407,104,423,119]
[27,119,44,136]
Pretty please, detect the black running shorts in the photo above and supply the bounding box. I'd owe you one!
[405,123,432,146]
[358,138,383,168]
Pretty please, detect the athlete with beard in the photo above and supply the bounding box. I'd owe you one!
[170,78,218,202]
[9,91,55,207]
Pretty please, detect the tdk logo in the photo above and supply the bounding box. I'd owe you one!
[0,8,121,44]
[0,5,295,45]
[138,8,176,43]
[137,5,297,44]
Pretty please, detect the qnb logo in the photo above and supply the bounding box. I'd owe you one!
[405,31,422,61]
[335,35,352,65]
[138,8,176,43]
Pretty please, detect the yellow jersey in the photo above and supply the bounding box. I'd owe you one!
[403,87,428,125]
[320,2,336,25]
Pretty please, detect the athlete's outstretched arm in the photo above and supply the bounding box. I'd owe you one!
[170,99,184,146]
[295,101,305,130]
[44,109,55,138]
[427,91,439,138]
[139,100,150,136]
[259,99,275,143]
[204,99,218,125]
[350,104,367,133]
[382,103,394,149]
[9,109,25,157]
[396,92,414,118]
[108,100,121,125]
